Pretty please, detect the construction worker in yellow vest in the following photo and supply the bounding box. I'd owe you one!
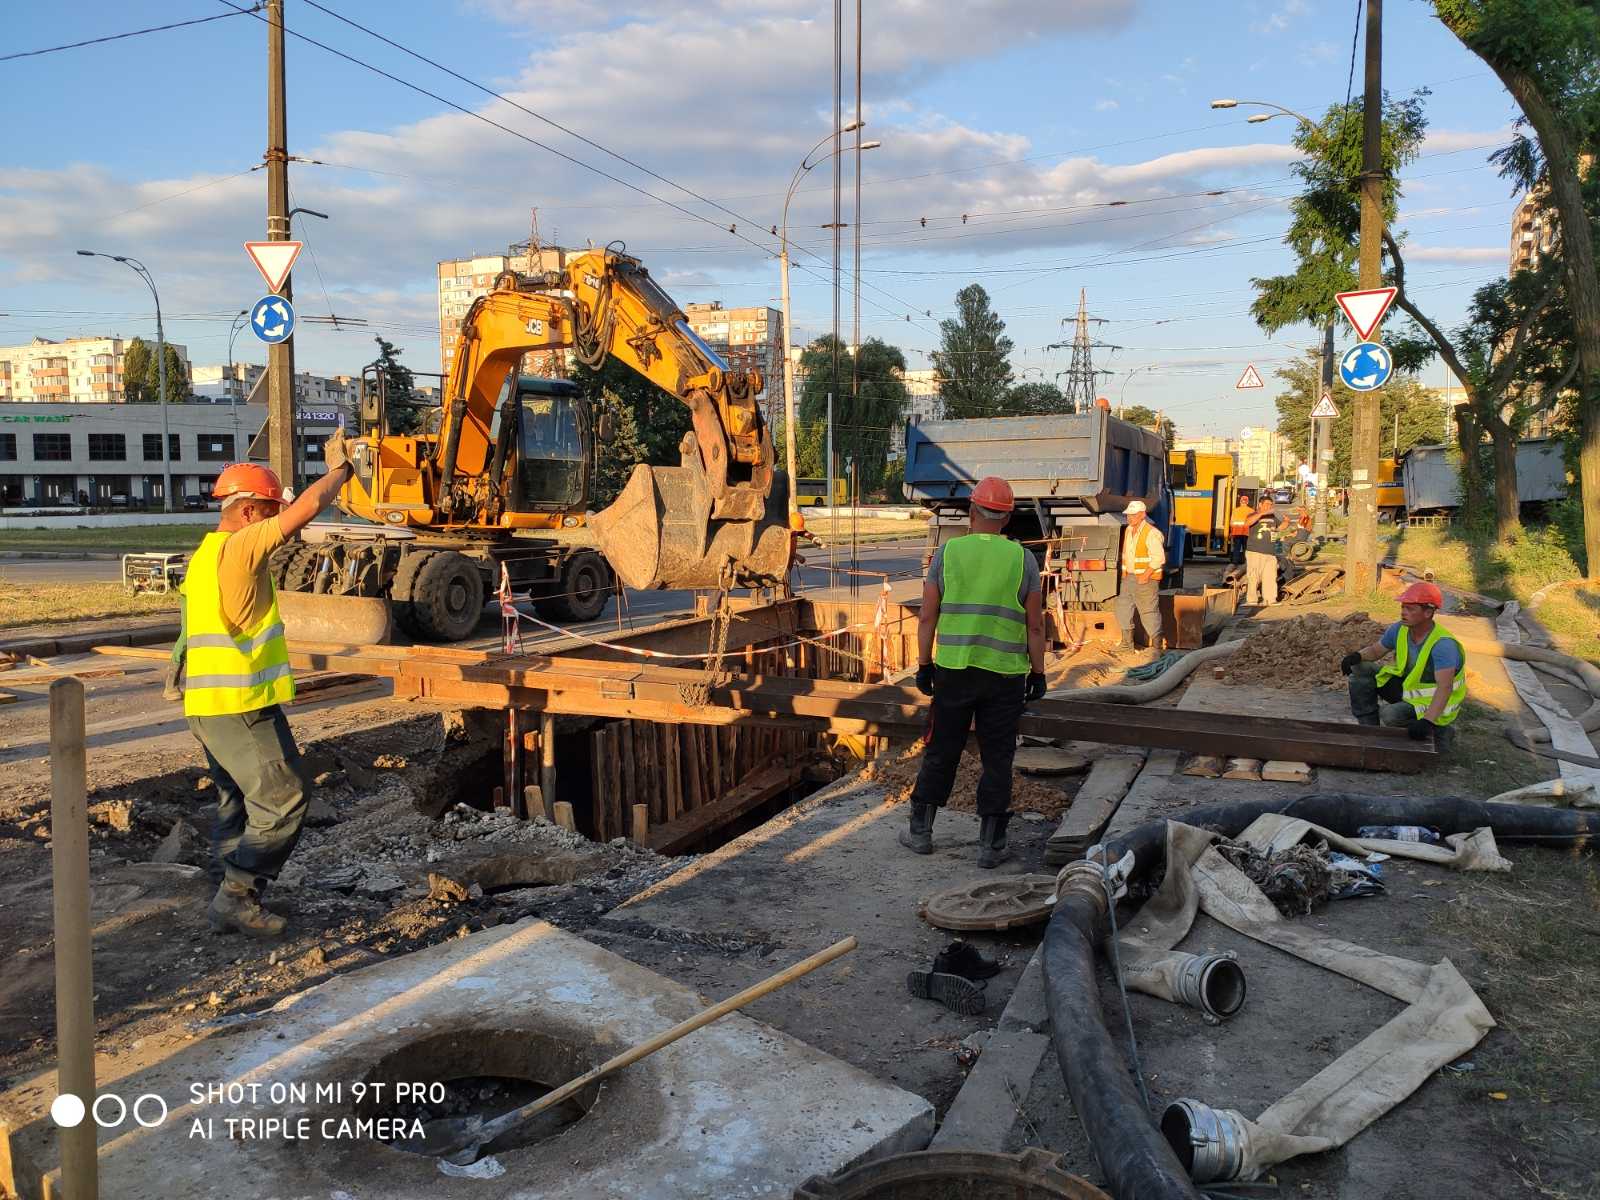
[903,476,1047,870]
[181,431,353,937]
[1340,581,1466,753]
[1114,500,1165,659]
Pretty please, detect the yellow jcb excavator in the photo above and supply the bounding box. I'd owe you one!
[270,247,793,643]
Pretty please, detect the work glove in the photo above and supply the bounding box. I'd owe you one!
[1025,672,1048,703]
[1407,717,1436,742]
[1339,651,1363,676]
[915,663,936,697]
[322,428,351,472]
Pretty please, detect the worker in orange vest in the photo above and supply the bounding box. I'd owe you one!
[1228,493,1255,565]
[1114,500,1165,658]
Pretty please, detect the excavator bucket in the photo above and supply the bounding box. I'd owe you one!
[277,590,394,648]
[589,465,793,592]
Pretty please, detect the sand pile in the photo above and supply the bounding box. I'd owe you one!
[862,741,1078,820]
[1221,612,1386,690]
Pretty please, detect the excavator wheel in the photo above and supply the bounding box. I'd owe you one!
[388,548,434,639]
[268,542,302,589]
[534,551,613,624]
[409,550,486,643]
[278,544,324,593]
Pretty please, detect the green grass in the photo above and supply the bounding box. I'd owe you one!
[0,582,179,630]
[0,525,207,553]
[1438,700,1551,799]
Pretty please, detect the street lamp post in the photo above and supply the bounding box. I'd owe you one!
[779,125,880,527]
[1118,364,1157,418]
[76,250,173,511]
[227,307,251,459]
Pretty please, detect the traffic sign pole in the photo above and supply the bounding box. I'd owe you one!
[265,0,296,490]
[1346,0,1385,596]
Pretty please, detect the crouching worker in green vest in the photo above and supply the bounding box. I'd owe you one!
[182,432,353,937]
[902,476,1047,868]
[1340,581,1466,754]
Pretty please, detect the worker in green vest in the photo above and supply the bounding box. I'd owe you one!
[181,433,353,938]
[902,476,1047,868]
[1340,581,1466,752]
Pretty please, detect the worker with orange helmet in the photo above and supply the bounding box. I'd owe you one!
[903,475,1046,872]
[1340,580,1466,751]
[178,430,355,937]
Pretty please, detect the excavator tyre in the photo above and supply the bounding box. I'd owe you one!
[533,549,613,623]
[589,464,792,592]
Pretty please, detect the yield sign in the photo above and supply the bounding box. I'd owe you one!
[1335,286,1397,341]
[244,240,303,294]
[1311,392,1339,418]
[1235,363,1265,389]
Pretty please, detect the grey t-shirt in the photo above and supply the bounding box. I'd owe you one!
[927,540,1041,605]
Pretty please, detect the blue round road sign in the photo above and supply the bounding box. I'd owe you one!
[1338,340,1391,392]
[250,294,296,344]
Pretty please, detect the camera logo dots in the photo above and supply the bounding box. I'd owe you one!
[51,1091,168,1130]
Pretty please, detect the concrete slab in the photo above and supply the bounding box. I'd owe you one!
[0,920,933,1200]
[928,1029,1050,1151]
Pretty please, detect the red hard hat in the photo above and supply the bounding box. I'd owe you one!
[1398,581,1444,609]
[213,463,286,504]
[971,475,1015,513]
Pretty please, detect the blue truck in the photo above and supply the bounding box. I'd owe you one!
[901,409,1185,612]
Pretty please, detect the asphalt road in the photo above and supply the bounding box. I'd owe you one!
[0,558,127,584]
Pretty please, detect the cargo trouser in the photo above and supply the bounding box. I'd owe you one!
[1114,575,1163,650]
[910,666,1026,817]
[1347,662,1456,752]
[1245,549,1278,605]
[187,705,309,890]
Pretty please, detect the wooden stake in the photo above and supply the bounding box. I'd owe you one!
[539,712,557,815]
[50,678,98,1200]
[589,730,606,840]
[631,803,649,845]
[523,785,548,822]
[552,801,576,833]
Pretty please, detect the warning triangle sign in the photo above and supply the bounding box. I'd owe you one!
[244,241,303,293]
[1335,286,1397,341]
[1311,392,1339,418]
[1235,363,1265,389]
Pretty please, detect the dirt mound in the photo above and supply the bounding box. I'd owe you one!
[862,742,1079,820]
[1221,612,1386,690]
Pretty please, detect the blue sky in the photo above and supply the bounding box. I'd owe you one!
[2,1,1525,439]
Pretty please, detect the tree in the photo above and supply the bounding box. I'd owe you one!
[1121,404,1177,449]
[932,284,1014,418]
[590,386,649,507]
[796,335,910,492]
[1433,0,1600,575]
[1006,380,1068,415]
[120,337,190,404]
[1272,354,1449,486]
[372,337,426,435]
[571,358,691,466]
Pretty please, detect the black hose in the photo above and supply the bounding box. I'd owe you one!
[1043,793,1596,1200]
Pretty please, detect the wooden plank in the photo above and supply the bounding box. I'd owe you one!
[619,720,637,830]
[631,804,649,845]
[1046,755,1145,865]
[523,784,549,822]
[665,725,681,819]
[609,724,626,841]
[648,764,801,855]
[709,722,723,801]
[539,713,557,815]
[553,801,576,832]
[589,729,608,841]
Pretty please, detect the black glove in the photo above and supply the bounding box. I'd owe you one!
[1340,651,1363,676]
[1025,672,1048,703]
[915,663,936,697]
[1407,717,1435,741]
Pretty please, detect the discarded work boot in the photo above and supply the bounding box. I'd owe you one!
[162,660,183,702]
[906,967,986,1016]
[898,803,936,855]
[976,814,1012,869]
[932,939,1001,981]
[208,880,287,939]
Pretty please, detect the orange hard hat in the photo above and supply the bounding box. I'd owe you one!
[212,462,286,505]
[971,475,1015,513]
[1398,581,1444,609]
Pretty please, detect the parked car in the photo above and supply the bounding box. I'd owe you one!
[1272,487,1294,504]
[183,494,208,511]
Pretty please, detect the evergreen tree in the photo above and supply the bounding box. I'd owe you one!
[372,337,426,435]
[120,338,189,403]
[932,285,1014,418]
[1121,404,1177,450]
[590,387,649,507]
[572,358,692,466]
[1006,380,1068,415]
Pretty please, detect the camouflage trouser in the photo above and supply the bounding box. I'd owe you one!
[1347,662,1456,752]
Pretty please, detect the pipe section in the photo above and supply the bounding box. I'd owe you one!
[1123,951,1246,1022]
[1159,1100,1250,1184]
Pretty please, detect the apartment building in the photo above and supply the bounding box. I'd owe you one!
[437,247,571,380]
[682,302,785,417]
[0,336,191,405]
[1510,189,1560,274]
[890,368,941,454]
[191,362,360,410]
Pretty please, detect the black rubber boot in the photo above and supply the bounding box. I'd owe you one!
[208,880,287,939]
[898,804,936,855]
[906,969,986,1015]
[977,814,1012,869]
[933,940,1002,981]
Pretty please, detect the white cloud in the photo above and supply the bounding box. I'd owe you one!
[1251,0,1309,35]
[1405,246,1506,263]
[1093,99,1119,112]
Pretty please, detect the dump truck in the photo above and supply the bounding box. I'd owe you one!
[902,409,1186,639]
[1398,439,1568,515]
[1167,448,1243,558]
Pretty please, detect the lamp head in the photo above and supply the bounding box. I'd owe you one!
[1210,99,1238,109]
[1247,113,1273,124]
[859,140,882,150]
[75,249,95,257]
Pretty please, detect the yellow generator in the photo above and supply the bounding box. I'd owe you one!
[1376,457,1406,521]
[1168,449,1239,558]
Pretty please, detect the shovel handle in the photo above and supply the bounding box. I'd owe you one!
[477,936,857,1143]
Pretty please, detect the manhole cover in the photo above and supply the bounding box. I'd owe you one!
[920,874,1058,931]
[1014,747,1090,776]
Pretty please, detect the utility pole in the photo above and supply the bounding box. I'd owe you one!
[1345,0,1383,594]
[265,0,296,488]
[1313,322,1334,536]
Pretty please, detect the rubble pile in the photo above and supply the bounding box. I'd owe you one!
[863,742,1079,819]
[1220,612,1386,690]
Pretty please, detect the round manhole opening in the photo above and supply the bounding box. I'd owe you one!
[354,1028,603,1159]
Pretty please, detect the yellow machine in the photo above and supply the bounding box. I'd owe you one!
[1167,449,1239,558]
[1376,457,1406,520]
[271,247,792,642]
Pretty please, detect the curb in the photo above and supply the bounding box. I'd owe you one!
[0,550,128,561]
[0,622,180,660]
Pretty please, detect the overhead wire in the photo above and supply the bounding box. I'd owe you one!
[1,8,260,63]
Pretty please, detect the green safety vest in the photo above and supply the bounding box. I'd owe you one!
[180,531,296,717]
[933,534,1030,676]
[1375,621,1466,726]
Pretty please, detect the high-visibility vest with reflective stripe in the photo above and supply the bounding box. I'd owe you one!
[933,534,1030,676]
[180,531,295,716]
[1230,505,1253,535]
[1121,522,1161,575]
[1375,621,1466,727]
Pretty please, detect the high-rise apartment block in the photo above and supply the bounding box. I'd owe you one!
[1510,189,1559,274]
[0,336,191,404]
[437,247,571,380]
[681,302,785,417]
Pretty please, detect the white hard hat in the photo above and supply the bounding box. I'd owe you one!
[1125,500,1147,515]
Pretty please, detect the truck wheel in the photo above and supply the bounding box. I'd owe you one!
[389,549,433,638]
[268,542,303,589]
[536,552,613,623]
[410,550,486,642]
[278,545,323,593]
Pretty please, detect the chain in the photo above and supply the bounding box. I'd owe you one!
[677,565,736,706]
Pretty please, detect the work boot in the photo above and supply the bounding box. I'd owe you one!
[906,968,986,1015]
[1113,640,1135,657]
[208,880,287,939]
[932,940,1002,981]
[898,804,936,854]
[976,814,1012,869]
[162,661,183,703]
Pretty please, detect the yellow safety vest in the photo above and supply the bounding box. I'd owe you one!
[1121,523,1161,575]
[1375,621,1466,727]
[180,531,295,717]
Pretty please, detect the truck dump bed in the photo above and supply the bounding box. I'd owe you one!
[1400,439,1568,511]
[902,411,1165,511]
